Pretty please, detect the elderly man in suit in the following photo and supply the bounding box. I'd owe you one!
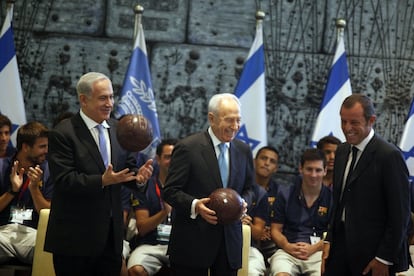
[323,94,411,276]
[44,72,153,276]
[163,93,255,276]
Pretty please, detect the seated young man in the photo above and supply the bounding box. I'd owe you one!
[254,146,281,263]
[127,139,177,276]
[241,181,268,276]
[316,135,341,190]
[268,148,332,276]
[0,122,52,264]
[0,114,15,159]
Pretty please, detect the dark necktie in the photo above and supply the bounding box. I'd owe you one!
[96,124,109,167]
[338,146,359,222]
[218,143,228,187]
[346,146,359,185]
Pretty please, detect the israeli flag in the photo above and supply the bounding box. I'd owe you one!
[310,31,352,146]
[234,17,267,156]
[0,3,26,145]
[399,99,414,182]
[114,18,161,158]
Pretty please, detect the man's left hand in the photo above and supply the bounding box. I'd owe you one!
[136,159,153,183]
[362,258,389,276]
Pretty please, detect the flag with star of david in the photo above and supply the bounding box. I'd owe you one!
[310,29,351,147]
[234,16,267,156]
[114,15,161,158]
[0,3,26,146]
[399,98,414,182]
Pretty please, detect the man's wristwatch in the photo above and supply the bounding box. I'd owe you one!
[7,188,19,196]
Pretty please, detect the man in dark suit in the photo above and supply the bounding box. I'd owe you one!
[44,72,153,276]
[163,93,255,276]
[324,94,411,276]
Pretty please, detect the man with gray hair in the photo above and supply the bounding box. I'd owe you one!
[44,72,154,275]
[163,93,255,276]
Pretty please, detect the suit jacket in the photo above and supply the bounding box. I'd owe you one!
[328,134,410,273]
[163,131,255,270]
[44,113,139,257]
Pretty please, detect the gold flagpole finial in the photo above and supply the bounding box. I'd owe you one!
[336,18,346,30]
[256,10,265,21]
[133,5,144,41]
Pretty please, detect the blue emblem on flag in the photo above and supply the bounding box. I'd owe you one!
[114,18,161,158]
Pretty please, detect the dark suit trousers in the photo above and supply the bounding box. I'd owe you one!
[325,222,395,276]
[170,231,238,276]
[52,219,122,276]
[325,222,354,276]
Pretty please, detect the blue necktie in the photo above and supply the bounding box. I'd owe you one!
[96,124,109,167]
[218,143,228,187]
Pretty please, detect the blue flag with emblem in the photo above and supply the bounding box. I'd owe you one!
[234,16,267,156]
[310,30,352,147]
[0,3,26,145]
[399,98,414,182]
[114,17,161,158]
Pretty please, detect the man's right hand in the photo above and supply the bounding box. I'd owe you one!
[10,160,24,192]
[195,198,218,225]
[102,164,136,187]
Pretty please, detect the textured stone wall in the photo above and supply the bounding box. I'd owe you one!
[1,0,414,175]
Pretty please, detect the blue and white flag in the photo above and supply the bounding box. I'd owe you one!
[310,31,352,147]
[399,98,414,182]
[114,19,161,158]
[0,3,26,145]
[234,17,267,156]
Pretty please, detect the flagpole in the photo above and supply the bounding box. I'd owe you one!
[309,18,351,146]
[133,5,144,42]
[336,18,346,43]
[256,10,265,24]
[6,0,15,7]
[234,10,267,155]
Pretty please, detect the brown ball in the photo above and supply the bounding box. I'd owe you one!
[117,114,153,152]
[207,188,244,225]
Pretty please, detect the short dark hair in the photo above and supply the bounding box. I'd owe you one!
[16,122,49,151]
[342,94,375,121]
[300,148,326,168]
[316,135,341,149]
[156,138,178,157]
[255,145,279,159]
[0,114,12,130]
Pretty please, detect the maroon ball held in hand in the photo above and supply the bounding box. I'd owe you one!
[207,188,244,225]
[116,114,153,152]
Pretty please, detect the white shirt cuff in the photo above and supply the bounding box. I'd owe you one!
[190,199,199,219]
[375,256,393,265]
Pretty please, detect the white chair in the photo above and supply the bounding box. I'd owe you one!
[31,208,55,276]
[207,224,251,276]
[237,224,251,276]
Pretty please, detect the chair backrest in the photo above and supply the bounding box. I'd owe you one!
[237,224,251,276]
[31,208,55,276]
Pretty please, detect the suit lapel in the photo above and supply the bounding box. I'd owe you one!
[108,119,119,168]
[333,145,349,199]
[72,114,106,172]
[347,136,377,188]
[228,141,240,189]
[200,132,222,189]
